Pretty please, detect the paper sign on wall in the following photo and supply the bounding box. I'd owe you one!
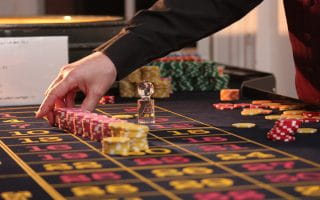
[0,36,68,106]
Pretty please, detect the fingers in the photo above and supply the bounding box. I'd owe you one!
[81,91,102,112]
[66,90,77,108]
[55,98,66,108]
[46,111,55,126]
[36,77,76,118]
[45,75,62,96]
[36,93,58,118]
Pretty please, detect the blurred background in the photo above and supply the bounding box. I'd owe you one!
[0,0,296,98]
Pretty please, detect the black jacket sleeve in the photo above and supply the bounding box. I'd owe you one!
[95,0,263,80]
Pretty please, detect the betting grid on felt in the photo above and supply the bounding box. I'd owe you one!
[0,104,319,200]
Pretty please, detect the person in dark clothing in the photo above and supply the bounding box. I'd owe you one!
[36,0,320,124]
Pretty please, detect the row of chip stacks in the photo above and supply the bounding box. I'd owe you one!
[119,52,230,98]
[54,107,150,156]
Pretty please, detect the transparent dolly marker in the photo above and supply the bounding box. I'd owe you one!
[137,81,155,124]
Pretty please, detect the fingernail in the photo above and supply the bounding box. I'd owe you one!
[35,111,40,118]
[35,108,43,118]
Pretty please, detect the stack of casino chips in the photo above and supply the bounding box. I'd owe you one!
[269,111,320,141]
[102,122,149,156]
[220,89,240,101]
[212,99,320,142]
[119,79,136,98]
[267,119,302,142]
[54,107,150,155]
[149,60,229,92]
[119,66,172,98]
[153,78,172,98]
[54,107,123,141]
[99,96,115,104]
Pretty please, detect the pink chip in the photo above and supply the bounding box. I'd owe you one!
[81,113,99,138]
[73,111,90,135]
[90,115,110,141]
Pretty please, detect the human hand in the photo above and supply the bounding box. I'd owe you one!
[35,52,117,125]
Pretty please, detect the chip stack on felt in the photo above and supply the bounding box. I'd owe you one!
[150,60,229,92]
[153,78,171,98]
[53,107,150,156]
[211,99,319,142]
[119,66,172,98]
[220,89,240,101]
[267,110,320,142]
[102,122,149,156]
[89,115,121,141]
[99,96,115,104]
[54,108,123,140]
[267,119,302,142]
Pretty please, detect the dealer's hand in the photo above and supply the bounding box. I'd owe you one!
[35,52,117,125]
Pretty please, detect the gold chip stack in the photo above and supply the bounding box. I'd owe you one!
[102,137,130,155]
[153,78,171,98]
[123,123,149,152]
[127,68,142,83]
[119,80,136,98]
[141,66,161,82]
[102,122,149,156]
[119,66,171,98]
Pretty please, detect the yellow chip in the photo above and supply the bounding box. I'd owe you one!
[112,114,135,119]
[261,109,273,114]
[252,100,272,105]
[122,151,146,156]
[281,114,305,119]
[102,137,130,156]
[232,123,256,128]
[265,115,282,120]
[103,137,130,143]
[297,128,317,134]
[262,102,281,109]
[241,109,263,116]
[282,110,306,115]
[279,105,291,111]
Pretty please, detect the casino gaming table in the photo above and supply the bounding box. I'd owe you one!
[0,66,319,200]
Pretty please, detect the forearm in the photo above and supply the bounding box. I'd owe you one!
[95,0,263,79]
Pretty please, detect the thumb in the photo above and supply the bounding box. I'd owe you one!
[81,92,101,112]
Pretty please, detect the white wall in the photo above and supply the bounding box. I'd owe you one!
[256,1,296,98]
[198,0,297,98]
[0,0,44,16]
[212,8,257,70]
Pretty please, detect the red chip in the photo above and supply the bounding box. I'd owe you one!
[65,109,84,133]
[54,107,68,128]
[261,109,273,114]
[233,103,251,109]
[267,132,295,142]
[73,112,90,136]
[90,115,114,141]
[275,119,302,127]
[302,112,320,118]
[269,128,295,135]
[99,96,115,104]
[302,118,320,123]
[212,103,234,110]
[249,104,269,109]
[82,113,99,138]
[266,118,302,142]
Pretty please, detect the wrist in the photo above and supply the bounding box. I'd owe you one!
[92,52,117,79]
